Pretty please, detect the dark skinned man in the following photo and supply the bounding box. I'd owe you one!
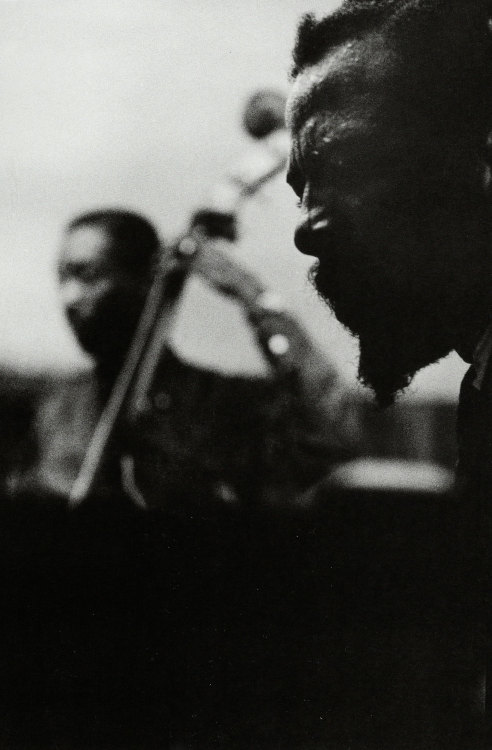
[2,207,356,749]
[286,2,492,748]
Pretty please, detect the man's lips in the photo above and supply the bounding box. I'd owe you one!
[66,307,90,327]
[294,211,339,258]
[65,308,101,340]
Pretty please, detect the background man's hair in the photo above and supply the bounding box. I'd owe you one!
[67,208,160,279]
[291,1,492,150]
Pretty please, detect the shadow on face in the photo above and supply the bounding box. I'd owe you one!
[287,28,492,404]
[58,224,150,364]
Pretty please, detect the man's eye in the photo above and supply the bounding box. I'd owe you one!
[79,267,104,282]
[79,271,96,282]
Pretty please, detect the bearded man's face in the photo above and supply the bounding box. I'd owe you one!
[287,30,492,405]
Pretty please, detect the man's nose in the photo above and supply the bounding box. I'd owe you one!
[60,279,85,310]
[294,184,335,256]
[294,211,334,256]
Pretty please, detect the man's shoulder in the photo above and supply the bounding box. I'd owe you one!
[0,366,49,417]
[0,363,94,397]
[0,365,98,431]
[0,367,50,462]
[41,366,96,394]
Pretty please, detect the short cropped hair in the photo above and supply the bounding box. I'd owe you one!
[291,1,492,149]
[67,209,160,279]
[292,0,401,76]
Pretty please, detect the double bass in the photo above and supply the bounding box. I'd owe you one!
[69,90,289,508]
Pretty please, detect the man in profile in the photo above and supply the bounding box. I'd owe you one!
[286,1,492,748]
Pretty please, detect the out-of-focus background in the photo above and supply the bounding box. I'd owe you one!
[0,0,467,405]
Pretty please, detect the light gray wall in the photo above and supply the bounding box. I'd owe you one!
[0,0,467,399]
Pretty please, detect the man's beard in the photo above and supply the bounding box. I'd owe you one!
[309,219,491,407]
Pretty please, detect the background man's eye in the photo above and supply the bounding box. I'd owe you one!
[79,269,98,282]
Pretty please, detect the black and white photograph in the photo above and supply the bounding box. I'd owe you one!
[0,1,489,748]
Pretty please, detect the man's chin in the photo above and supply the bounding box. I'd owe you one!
[309,266,454,407]
[357,344,417,408]
[357,327,453,408]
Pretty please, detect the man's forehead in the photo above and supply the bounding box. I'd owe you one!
[287,31,398,134]
[59,225,116,268]
[288,110,377,169]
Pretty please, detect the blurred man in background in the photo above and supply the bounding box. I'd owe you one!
[15,207,355,507]
[286,1,492,748]
[0,207,357,749]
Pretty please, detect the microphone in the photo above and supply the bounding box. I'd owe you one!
[242,88,286,139]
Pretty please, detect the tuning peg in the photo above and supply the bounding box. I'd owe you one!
[176,235,200,258]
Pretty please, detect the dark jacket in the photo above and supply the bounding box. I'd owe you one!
[2,346,355,510]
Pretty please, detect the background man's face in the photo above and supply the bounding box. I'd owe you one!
[287,31,490,403]
[58,225,147,362]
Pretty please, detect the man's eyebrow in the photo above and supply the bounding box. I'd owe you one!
[290,69,349,134]
[286,158,305,196]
